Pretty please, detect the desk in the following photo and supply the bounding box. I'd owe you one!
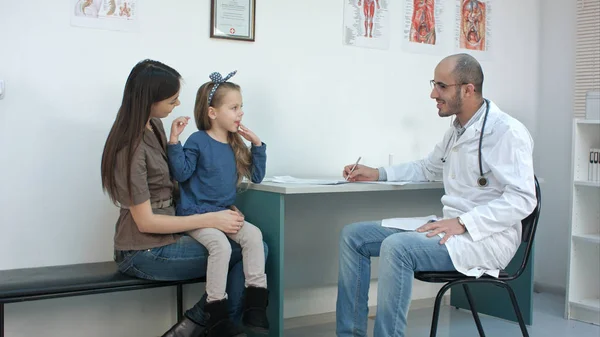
[235,181,444,337]
[235,180,534,336]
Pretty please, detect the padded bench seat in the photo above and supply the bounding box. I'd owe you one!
[0,261,205,337]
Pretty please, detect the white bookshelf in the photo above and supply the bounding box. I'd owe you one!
[566,119,600,325]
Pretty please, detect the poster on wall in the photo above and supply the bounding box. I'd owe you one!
[343,0,391,50]
[454,0,492,57]
[71,0,138,32]
[401,0,449,55]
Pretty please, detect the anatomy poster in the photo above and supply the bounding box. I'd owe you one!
[71,0,138,32]
[455,0,491,54]
[402,0,448,54]
[343,0,391,50]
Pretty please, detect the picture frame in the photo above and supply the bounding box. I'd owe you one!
[210,0,256,42]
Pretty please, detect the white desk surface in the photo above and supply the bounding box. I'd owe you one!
[242,180,444,195]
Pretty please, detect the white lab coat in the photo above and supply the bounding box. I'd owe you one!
[384,100,537,277]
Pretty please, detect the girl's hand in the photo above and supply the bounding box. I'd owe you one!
[238,124,262,146]
[169,117,191,144]
[212,210,245,234]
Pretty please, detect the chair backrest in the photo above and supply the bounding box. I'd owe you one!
[510,175,541,280]
[521,176,541,243]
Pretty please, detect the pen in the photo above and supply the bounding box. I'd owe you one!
[346,156,362,181]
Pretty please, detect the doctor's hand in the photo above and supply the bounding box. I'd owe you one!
[343,164,379,182]
[416,218,466,245]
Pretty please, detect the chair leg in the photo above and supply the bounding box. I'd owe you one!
[177,284,183,322]
[503,284,530,337]
[430,282,453,337]
[1,303,4,337]
[463,284,486,337]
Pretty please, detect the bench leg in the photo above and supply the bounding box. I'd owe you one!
[1,303,4,337]
[177,284,183,322]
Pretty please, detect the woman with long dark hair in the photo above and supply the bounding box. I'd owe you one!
[101,59,264,337]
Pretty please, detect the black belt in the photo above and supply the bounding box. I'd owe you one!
[114,250,126,263]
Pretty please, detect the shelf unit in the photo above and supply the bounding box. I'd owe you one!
[566,119,600,325]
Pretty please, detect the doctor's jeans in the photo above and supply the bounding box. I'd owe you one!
[336,221,456,337]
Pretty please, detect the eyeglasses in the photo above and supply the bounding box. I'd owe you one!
[430,80,469,91]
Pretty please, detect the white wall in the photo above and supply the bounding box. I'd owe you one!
[0,0,540,335]
[533,0,576,294]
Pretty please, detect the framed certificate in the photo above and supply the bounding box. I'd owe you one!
[210,0,256,42]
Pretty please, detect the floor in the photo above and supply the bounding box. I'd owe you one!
[284,293,600,337]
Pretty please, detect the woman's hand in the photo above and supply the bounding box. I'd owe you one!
[211,209,245,234]
[230,205,244,217]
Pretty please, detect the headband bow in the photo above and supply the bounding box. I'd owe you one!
[208,70,237,105]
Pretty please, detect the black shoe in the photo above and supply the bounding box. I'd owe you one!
[242,287,270,334]
[161,317,205,337]
[204,298,247,337]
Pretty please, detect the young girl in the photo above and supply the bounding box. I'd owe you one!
[101,60,262,337]
[167,70,269,336]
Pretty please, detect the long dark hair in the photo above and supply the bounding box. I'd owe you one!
[194,82,252,185]
[101,59,181,204]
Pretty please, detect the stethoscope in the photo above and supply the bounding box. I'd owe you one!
[441,98,490,187]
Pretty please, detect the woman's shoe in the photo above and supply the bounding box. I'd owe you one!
[161,316,205,337]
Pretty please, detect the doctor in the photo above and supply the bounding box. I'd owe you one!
[335,53,537,337]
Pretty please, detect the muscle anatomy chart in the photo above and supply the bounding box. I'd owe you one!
[72,0,137,31]
[456,0,490,52]
[343,0,391,50]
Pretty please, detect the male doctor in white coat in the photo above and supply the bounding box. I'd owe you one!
[335,53,537,337]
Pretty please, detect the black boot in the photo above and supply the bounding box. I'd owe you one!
[161,316,205,337]
[242,287,270,334]
[204,298,247,337]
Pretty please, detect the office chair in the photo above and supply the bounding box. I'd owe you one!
[414,176,541,337]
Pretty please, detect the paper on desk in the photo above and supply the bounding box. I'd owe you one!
[381,215,439,231]
[271,176,349,185]
[357,181,410,186]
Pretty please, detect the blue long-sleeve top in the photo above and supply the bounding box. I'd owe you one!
[167,130,267,216]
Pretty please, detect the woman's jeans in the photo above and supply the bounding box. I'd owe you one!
[336,221,455,337]
[116,235,268,325]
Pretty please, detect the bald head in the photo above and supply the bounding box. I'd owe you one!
[441,53,484,96]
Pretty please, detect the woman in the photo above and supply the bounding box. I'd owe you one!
[100,59,265,337]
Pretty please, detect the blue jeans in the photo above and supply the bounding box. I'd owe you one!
[116,235,268,325]
[336,221,455,337]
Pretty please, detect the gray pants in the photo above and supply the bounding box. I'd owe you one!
[187,221,267,303]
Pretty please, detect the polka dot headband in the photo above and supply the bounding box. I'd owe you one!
[207,70,237,105]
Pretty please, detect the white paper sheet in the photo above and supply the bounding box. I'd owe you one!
[356,181,410,186]
[381,215,439,231]
[271,176,349,185]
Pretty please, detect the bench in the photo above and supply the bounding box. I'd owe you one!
[0,261,205,337]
